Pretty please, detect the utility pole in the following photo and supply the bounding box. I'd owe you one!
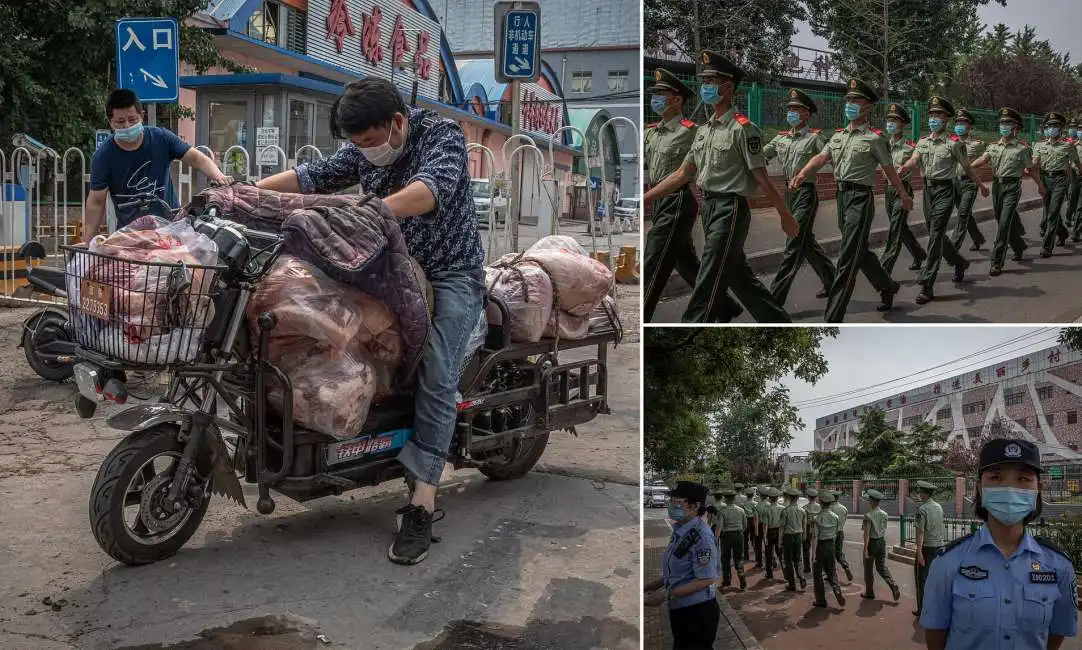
[692,0,701,66]
[882,0,890,100]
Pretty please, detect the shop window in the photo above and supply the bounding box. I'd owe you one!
[936,407,950,420]
[208,101,250,178]
[1070,411,1078,424]
[902,415,921,428]
[285,6,308,55]
[607,71,629,93]
[967,426,983,438]
[248,1,280,46]
[1038,385,1055,400]
[571,71,592,93]
[1048,412,1055,425]
[1005,390,1025,406]
[962,401,985,415]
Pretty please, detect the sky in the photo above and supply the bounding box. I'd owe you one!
[778,327,1066,454]
[792,0,1082,63]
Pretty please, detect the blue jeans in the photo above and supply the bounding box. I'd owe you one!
[397,267,485,486]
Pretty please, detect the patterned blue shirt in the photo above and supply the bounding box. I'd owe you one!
[920,524,1077,649]
[294,107,484,275]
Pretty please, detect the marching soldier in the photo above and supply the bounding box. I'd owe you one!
[899,96,989,305]
[802,487,818,573]
[826,490,854,581]
[811,491,846,607]
[1066,118,1081,237]
[1072,119,1082,242]
[969,107,1032,276]
[643,51,798,323]
[780,487,808,591]
[761,487,783,579]
[717,488,748,591]
[912,480,945,617]
[643,68,743,323]
[734,484,750,561]
[762,88,836,304]
[861,489,900,601]
[752,487,765,569]
[950,108,988,251]
[792,78,911,322]
[772,488,786,560]
[1033,111,1081,255]
[881,103,927,274]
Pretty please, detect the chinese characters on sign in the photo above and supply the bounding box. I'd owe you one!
[115,18,180,102]
[518,84,564,138]
[326,0,355,53]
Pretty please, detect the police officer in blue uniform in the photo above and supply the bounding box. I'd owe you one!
[644,481,721,648]
[920,439,1078,650]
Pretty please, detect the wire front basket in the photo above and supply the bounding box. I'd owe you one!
[62,246,226,368]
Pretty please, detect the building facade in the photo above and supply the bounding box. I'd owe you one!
[813,344,1082,462]
[440,0,639,202]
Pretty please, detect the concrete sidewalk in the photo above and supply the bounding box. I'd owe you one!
[644,518,763,650]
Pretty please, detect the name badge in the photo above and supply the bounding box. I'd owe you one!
[959,565,989,580]
[1031,570,1058,584]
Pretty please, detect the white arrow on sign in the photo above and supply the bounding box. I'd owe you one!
[140,68,168,89]
[508,56,530,73]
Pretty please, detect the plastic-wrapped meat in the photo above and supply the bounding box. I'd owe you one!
[543,310,591,340]
[588,295,621,335]
[523,236,614,316]
[484,261,553,343]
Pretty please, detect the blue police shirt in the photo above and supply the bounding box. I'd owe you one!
[89,126,190,228]
[662,516,720,610]
[920,524,1077,649]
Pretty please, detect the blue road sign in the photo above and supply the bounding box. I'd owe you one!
[501,9,539,80]
[115,18,179,103]
[589,176,601,190]
[95,130,112,152]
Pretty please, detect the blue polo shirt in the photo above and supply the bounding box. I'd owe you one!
[662,516,720,609]
[90,126,190,228]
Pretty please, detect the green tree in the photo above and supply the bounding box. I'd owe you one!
[644,327,836,473]
[842,408,905,477]
[0,1,244,151]
[1060,329,1082,351]
[709,391,801,482]
[809,449,850,480]
[644,0,807,79]
[887,421,949,476]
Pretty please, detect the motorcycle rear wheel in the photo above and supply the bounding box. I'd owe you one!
[478,432,550,481]
[22,311,74,382]
[89,424,211,565]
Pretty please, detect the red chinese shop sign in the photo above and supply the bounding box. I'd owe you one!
[518,84,564,139]
[310,0,442,99]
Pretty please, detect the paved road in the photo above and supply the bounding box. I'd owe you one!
[652,197,1082,323]
[0,308,640,650]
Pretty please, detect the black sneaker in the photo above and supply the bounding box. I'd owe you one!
[388,504,444,565]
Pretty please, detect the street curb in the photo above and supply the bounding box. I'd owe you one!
[718,595,766,650]
[661,197,1043,298]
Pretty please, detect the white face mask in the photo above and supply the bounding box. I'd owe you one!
[358,119,404,167]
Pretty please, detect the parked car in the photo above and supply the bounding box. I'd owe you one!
[613,197,640,223]
[471,178,507,228]
[646,486,669,508]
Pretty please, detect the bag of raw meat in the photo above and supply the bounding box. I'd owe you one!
[543,296,621,341]
[484,258,554,343]
[522,236,613,316]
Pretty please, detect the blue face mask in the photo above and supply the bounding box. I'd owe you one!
[650,95,668,114]
[981,487,1037,525]
[954,124,968,136]
[843,102,861,121]
[668,504,686,521]
[1046,127,1061,138]
[885,121,900,135]
[1072,129,1079,139]
[114,122,144,143]
[786,111,801,127]
[999,124,1013,137]
[928,118,943,132]
[700,84,721,106]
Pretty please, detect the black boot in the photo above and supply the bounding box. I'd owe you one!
[891,584,901,601]
[915,286,934,305]
[876,280,900,312]
[908,259,924,271]
[833,584,846,606]
[952,260,969,282]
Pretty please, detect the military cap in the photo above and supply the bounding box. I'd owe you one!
[885,102,910,123]
[1044,112,1067,126]
[1070,118,1080,129]
[698,50,744,85]
[844,77,878,103]
[927,95,954,116]
[783,486,801,497]
[955,107,974,124]
[866,489,885,501]
[670,480,709,503]
[914,480,937,492]
[719,487,737,497]
[979,438,1043,473]
[807,502,822,514]
[648,68,693,98]
[818,491,836,504]
[998,107,1023,124]
[733,482,745,490]
[805,487,819,498]
[742,488,755,496]
[786,88,817,114]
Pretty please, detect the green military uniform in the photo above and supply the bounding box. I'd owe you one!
[1065,119,1081,237]
[827,493,854,581]
[734,484,750,561]
[812,492,846,607]
[861,489,900,601]
[951,108,988,251]
[981,107,1032,275]
[717,489,748,590]
[681,51,791,323]
[1034,112,1079,255]
[910,96,972,301]
[763,88,836,304]
[913,480,946,616]
[881,103,927,274]
[759,487,783,578]
[821,78,899,322]
[779,487,808,590]
[801,487,818,572]
[750,491,764,567]
[643,68,743,324]
[1072,123,1082,240]
[772,495,786,560]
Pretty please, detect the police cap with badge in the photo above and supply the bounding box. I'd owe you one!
[649,68,693,98]
[886,102,911,123]
[979,438,1043,473]
[698,50,745,85]
[928,95,955,116]
[818,491,836,504]
[670,480,709,504]
[1044,112,1067,127]
[998,107,1023,125]
[844,78,879,103]
[955,107,974,124]
[787,88,817,115]
[865,489,885,501]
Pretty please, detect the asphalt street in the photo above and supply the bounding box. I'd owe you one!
[0,306,640,650]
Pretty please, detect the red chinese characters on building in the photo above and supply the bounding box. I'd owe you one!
[1022,358,1031,371]
[1049,349,1062,364]
[416,32,432,79]
[973,372,982,384]
[390,14,409,66]
[325,0,356,53]
[952,379,961,390]
[996,366,1006,378]
[900,395,907,405]
[886,399,893,408]
[933,383,941,394]
[361,6,385,64]
[521,89,561,134]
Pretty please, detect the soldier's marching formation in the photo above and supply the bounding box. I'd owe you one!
[644,51,1082,323]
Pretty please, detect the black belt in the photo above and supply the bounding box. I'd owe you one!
[996,176,1021,182]
[837,181,872,191]
[957,176,976,183]
[1046,170,1068,177]
[702,190,741,199]
[787,181,816,190]
[927,179,954,187]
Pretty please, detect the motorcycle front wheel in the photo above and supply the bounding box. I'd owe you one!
[89,424,211,565]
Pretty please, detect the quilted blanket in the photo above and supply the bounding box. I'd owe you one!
[198,184,429,389]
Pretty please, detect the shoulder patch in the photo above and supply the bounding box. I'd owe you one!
[680,119,696,129]
[906,139,916,147]
[950,134,960,141]
[835,128,845,132]
[920,135,931,140]
[870,127,883,135]
[810,128,821,134]
[938,533,973,557]
[1035,536,1071,560]
[647,122,659,129]
[734,112,751,126]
